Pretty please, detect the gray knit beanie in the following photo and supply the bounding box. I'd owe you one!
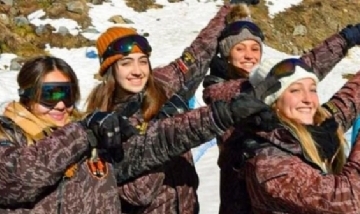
[219,4,263,58]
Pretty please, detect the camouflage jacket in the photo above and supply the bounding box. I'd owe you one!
[245,63,360,213]
[0,122,121,214]
[117,5,231,214]
[202,33,349,214]
[0,106,225,214]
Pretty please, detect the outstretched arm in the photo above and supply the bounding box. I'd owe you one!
[0,123,88,205]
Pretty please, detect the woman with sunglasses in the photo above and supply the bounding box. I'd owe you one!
[228,57,360,213]
[86,4,234,214]
[0,56,130,213]
[202,4,360,214]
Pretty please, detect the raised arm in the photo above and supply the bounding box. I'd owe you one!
[322,69,360,131]
[300,33,348,80]
[153,4,231,100]
[0,123,88,205]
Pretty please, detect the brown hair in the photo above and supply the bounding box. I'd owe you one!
[0,56,83,142]
[275,105,346,174]
[18,56,83,120]
[86,63,167,122]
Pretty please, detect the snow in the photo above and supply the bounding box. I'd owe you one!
[0,0,358,213]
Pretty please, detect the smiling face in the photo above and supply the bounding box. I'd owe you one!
[113,53,150,95]
[31,70,73,127]
[275,78,319,125]
[228,40,261,73]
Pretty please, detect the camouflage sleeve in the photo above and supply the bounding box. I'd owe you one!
[119,172,165,206]
[0,123,88,205]
[246,142,360,213]
[115,106,223,184]
[322,70,360,132]
[300,33,348,81]
[152,4,230,100]
[202,79,247,104]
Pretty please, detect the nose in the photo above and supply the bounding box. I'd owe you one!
[243,49,254,59]
[301,91,311,104]
[131,62,142,75]
[53,101,66,110]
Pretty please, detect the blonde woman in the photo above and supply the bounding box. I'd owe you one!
[240,58,360,213]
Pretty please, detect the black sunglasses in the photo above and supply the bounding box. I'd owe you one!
[19,82,75,109]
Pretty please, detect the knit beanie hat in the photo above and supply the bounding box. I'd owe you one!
[249,58,319,106]
[219,4,263,58]
[96,27,145,77]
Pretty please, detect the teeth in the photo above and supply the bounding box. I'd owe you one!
[297,108,311,113]
[242,63,253,67]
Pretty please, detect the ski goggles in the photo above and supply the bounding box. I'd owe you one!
[219,21,265,41]
[100,35,152,63]
[268,58,314,79]
[19,82,75,108]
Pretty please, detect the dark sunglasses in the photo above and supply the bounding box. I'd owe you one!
[19,82,75,109]
[268,58,314,79]
[219,21,265,42]
[100,35,152,64]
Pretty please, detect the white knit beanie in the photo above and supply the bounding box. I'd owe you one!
[249,58,319,105]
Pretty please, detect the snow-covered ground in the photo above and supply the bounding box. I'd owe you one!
[0,0,358,213]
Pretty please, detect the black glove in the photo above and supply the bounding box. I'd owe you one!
[230,0,260,5]
[81,111,122,150]
[209,55,228,79]
[246,75,282,101]
[211,93,273,130]
[241,109,280,132]
[339,24,360,48]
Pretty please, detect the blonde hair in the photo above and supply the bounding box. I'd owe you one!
[275,105,347,174]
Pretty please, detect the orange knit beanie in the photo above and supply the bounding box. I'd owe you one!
[96,27,145,77]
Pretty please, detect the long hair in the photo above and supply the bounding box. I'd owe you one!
[86,63,168,122]
[275,105,347,174]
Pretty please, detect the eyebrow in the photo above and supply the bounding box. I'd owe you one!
[119,56,148,61]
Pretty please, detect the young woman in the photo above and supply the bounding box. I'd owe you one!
[239,58,360,213]
[0,56,123,213]
[86,4,234,213]
[202,4,360,214]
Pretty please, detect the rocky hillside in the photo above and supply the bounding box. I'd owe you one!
[1,0,360,70]
[249,0,360,55]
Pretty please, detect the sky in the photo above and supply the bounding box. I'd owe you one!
[0,0,359,213]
